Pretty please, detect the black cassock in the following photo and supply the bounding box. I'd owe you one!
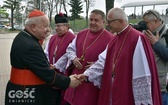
[5,30,70,105]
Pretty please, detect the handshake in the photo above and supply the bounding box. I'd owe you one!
[69,74,87,88]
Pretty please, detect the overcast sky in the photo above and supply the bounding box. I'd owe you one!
[1,0,168,16]
[0,0,3,6]
[92,0,168,16]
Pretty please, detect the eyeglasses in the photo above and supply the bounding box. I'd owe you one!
[144,10,159,20]
[107,19,119,24]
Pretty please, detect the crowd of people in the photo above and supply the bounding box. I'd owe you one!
[4,7,168,105]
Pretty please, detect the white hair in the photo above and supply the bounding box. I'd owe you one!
[25,15,47,25]
[143,10,163,22]
[111,8,128,22]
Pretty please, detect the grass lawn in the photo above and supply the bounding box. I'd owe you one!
[68,18,142,32]
[5,18,142,34]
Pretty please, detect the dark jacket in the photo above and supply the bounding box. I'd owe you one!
[152,23,168,92]
[5,30,70,105]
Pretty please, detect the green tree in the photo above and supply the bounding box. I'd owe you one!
[0,8,9,18]
[68,0,83,20]
[84,0,95,27]
[3,0,20,30]
[68,0,83,30]
[13,2,22,26]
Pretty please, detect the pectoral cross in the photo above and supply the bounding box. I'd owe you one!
[53,46,58,57]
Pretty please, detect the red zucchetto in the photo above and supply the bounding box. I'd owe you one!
[28,9,45,18]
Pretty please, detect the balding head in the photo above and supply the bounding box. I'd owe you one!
[108,7,128,22]
[107,7,129,33]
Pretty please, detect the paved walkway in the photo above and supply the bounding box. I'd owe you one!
[0,33,17,105]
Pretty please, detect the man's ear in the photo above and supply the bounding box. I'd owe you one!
[154,19,159,23]
[66,24,70,28]
[118,19,123,23]
[31,24,36,32]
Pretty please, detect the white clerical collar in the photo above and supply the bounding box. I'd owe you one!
[117,25,129,35]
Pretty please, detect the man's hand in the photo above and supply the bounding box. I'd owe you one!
[85,61,94,69]
[73,57,83,69]
[50,64,55,69]
[144,30,159,45]
[69,74,81,88]
[76,74,87,82]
